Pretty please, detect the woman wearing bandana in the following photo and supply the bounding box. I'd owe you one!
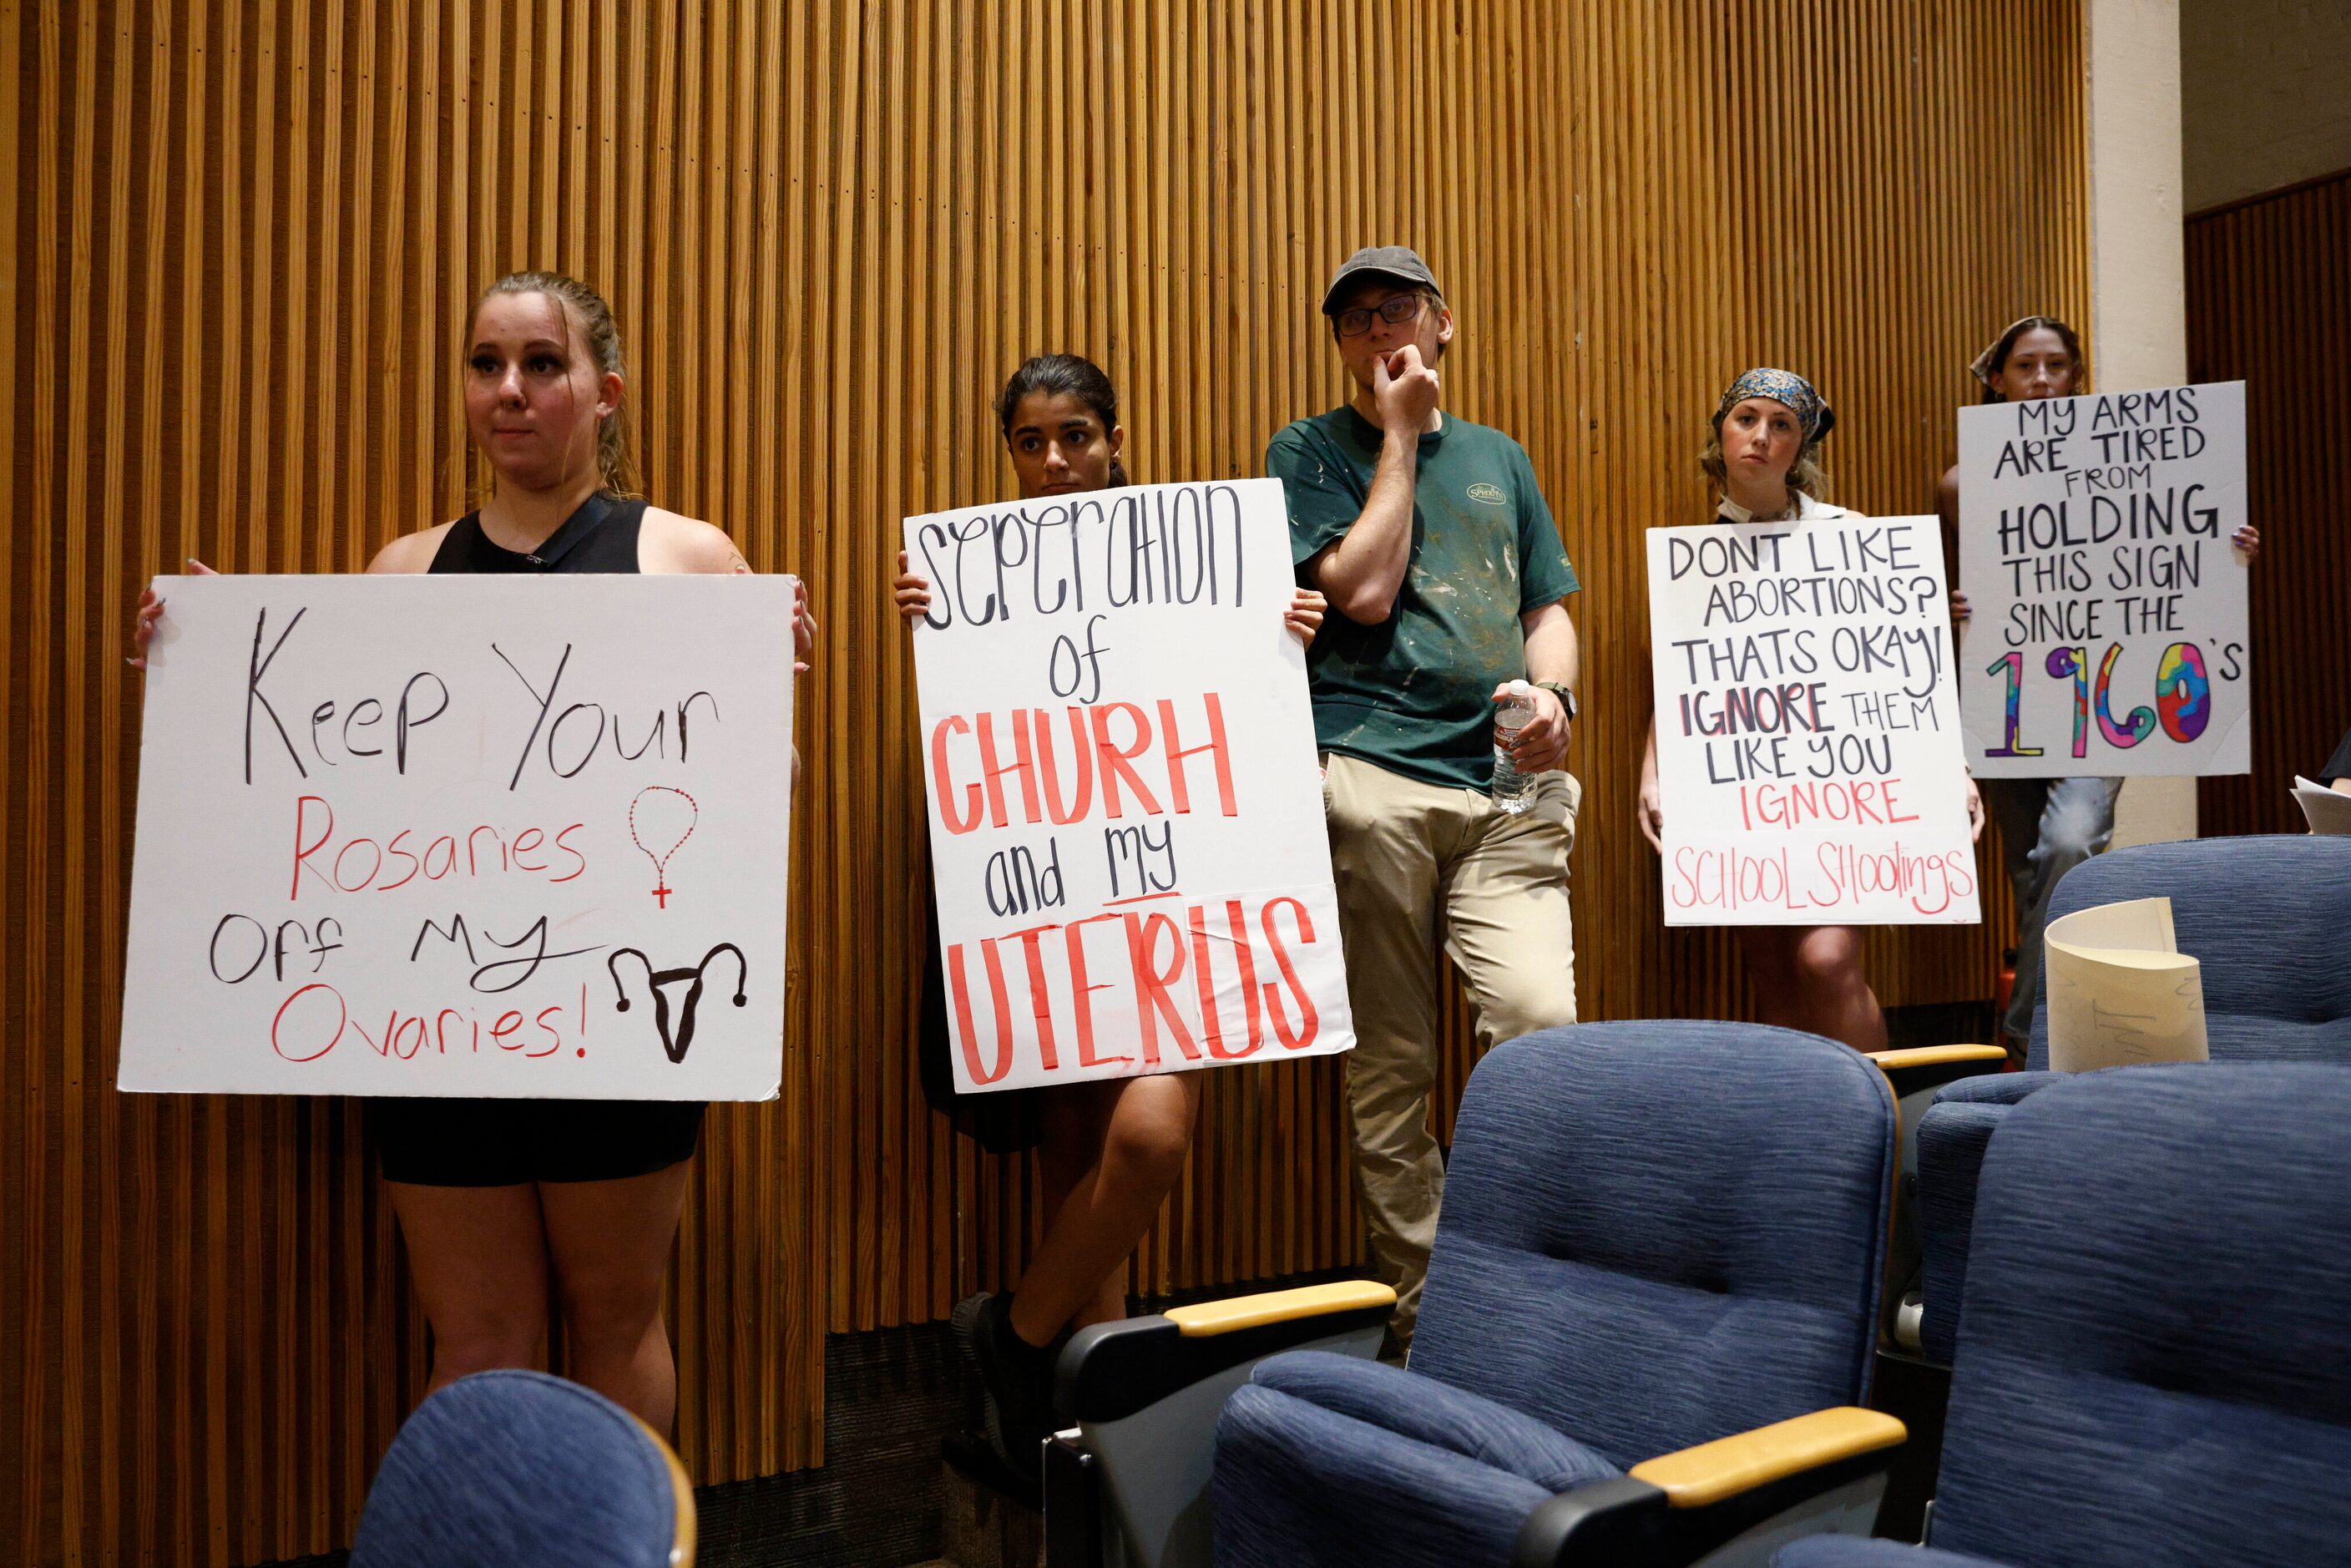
[1639,368,1984,1050]
[1936,318,2258,1058]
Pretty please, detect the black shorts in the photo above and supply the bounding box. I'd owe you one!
[367,1096,706,1186]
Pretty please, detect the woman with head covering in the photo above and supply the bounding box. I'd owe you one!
[1935,317,2259,1056]
[1638,368,1983,1050]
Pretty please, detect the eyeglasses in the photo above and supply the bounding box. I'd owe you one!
[1333,293,1428,338]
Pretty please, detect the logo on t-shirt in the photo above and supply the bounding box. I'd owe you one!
[1466,482,1507,505]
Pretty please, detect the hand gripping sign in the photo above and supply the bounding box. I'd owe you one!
[118,574,796,1100]
[905,478,1355,1093]
[1958,382,2251,777]
[1647,513,1981,926]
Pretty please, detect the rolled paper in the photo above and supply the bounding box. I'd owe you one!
[2044,896,2208,1073]
[2291,776,2351,836]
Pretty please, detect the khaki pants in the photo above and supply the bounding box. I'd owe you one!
[1322,752,1580,1348]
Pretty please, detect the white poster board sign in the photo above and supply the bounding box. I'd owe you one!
[119,574,796,1099]
[1647,513,1981,926]
[1958,382,2251,776]
[905,478,1355,1094]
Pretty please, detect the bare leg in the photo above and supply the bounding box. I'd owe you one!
[538,1162,694,1433]
[1008,1073,1201,1346]
[1739,924,1888,1052]
[386,1181,551,1394]
[1031,1083,1126,1331]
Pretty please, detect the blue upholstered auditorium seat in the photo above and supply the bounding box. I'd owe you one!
[1777,1065,2351,1568]
[351,1369,692,1568]
[1211,1021,1904,1568]
[1914,834,2351,1363]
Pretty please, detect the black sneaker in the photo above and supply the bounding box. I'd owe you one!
[949,1290,1059,1485]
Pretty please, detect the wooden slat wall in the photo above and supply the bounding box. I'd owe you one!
[2187,170,2351,835]
[3,3,2087,1562]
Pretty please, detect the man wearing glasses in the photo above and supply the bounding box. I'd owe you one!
[1267,245,1581,1355]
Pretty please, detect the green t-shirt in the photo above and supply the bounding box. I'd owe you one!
[1267,405,1579,790]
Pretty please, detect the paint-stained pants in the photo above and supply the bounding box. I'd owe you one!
[1322,752,1580,1352]
[1983,774,2125,1044]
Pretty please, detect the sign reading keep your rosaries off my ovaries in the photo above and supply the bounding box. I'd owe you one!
[118,574,797,1100]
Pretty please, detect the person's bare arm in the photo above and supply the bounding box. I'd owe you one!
[127,559,223,666]
[367,526,449,574]
[1522,600,1579,690]
[894,549,932,621]
[1637,713,1663,852]
[644,509,752,574]
[1309,346,1440,624]
[1496,601,1578,771]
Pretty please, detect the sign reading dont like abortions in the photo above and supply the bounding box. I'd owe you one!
[905,478,1354,1094]
[119,575,796,1099]
[1647,513,1980,925]
[1957,382,2251,776]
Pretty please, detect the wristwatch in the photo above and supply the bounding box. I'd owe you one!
[1534,681,1578,721]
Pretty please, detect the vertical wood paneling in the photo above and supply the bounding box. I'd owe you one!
[2187,170,2351,837]
[5,3,2087,1561]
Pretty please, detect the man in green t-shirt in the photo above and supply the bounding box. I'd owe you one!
[1268,245,1582,1352]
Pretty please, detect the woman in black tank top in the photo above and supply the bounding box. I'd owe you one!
[130,271,813,1436]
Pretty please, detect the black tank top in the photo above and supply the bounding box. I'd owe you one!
[428,493,648,574]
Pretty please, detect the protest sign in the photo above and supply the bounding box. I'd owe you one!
[1647,513,1980,926]
[905,478,1354,1094]
[1958,382,2250,776]
[119,574,796,1099]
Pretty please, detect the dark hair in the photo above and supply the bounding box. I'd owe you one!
[996,355,1130,487]
[1978,316,2088,403]
[468,271,641,498]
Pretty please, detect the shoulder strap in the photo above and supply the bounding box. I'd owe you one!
[516,492,618,570]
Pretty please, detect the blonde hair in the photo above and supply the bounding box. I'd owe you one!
[466,271,642,499]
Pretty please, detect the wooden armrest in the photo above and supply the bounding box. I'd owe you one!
[1063,1281,1394,1421]
[630,1413,698,1566]
[1165,1280,1396,1338]
[1864,1044,2008,1071]
[1626,1408,1905,1508]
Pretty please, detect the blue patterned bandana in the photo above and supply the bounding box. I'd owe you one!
[1715,367,1834,445]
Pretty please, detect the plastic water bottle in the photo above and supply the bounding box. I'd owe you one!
[1491,680,1538,814]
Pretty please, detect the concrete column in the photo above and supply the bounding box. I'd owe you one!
[2086,0,2198,846]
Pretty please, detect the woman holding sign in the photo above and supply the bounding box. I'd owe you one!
[1934,317,2258,1056]
[131,271,815,1432]
[894,353,1325,1484]
[1637,368,1984,1050]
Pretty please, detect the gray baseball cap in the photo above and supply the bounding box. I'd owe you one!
[1321,245,1441,314]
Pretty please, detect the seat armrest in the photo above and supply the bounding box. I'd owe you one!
[1053,1282,1393,1568]
[1625,1408,1905,1507]
[1514,1409,1907,1567]
[1865,1044,2009,1101]
[1163,1280,1395,1337]
[1056,1281,1394,1423]
[627,1412,699,1568]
